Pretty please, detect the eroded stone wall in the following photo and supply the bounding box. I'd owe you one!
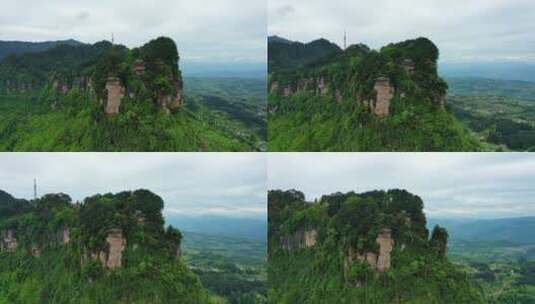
[281,227,318,250]
[105,77,125,115]
[372,77,395,117]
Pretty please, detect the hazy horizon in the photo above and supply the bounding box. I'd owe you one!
[269,0,535,63]
[0,153,267,219]
[0,0,266,64]
[268,153,535,219]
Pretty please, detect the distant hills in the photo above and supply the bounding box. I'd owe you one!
[429,217,535,244]
[440,61,535,83]
[0,39,83,61]
[268,35,342,72]
[165,214,267,241]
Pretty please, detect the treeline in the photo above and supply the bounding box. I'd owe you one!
[268,189,484,303]
[0,189,215,304]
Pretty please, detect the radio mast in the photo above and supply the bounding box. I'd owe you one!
[33,178,37,199]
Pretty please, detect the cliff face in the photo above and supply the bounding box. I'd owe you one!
[344,228,394,275]
[105,77,125,115]
[88,229,126,269]
[268,37,448,118]
[1,229,17,252]
[281,227,318,250]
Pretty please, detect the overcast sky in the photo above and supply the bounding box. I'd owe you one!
[0,153,266,219]
[0,0,266,63]
[269,153,535,219]
[269,0,535,63]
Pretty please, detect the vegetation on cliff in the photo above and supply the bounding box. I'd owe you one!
[268,189,484,303]
[0,189,215,303]
[268,37,482,151]
[0,37,264,151]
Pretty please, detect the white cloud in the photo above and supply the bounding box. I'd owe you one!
[0,0,266,63]
[268,153,535,219]
[268,0,535,62]
[0,153,267,218]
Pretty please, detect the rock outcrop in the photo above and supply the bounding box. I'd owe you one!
[105,229,126,269]
[0,229,17,252]
[105,76,125,115]
[344,228,394,279]
[88,228,126,269]
[281,227,318,250]
[371,77,395,118]
[157,79,184,111]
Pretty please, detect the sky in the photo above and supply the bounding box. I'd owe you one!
[269,0,535,63]
[0,153,266,219]
[0,0,266,64]
[268,153,535,219]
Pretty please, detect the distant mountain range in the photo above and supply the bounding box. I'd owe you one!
[165,214,267,241]
[428,217,535,244]
[440,61,535,83]
[267,35,341,71]
[0,39,83,61]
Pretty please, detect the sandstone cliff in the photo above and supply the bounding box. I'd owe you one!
[280,227,318,250]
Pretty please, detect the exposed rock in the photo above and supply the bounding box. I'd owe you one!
[403,59,416,75]
[1,229,17,252]
[283,86,292,97]
[157,79,184,110]
[281,227,318,250]
[270,81,279,94]
[105,229,126,269]
[376,228,394,272]
[344,228,394,280]
[31,245,41,257]
[317,77,328,95]
[60,227,70,244]
[105,76,125,115]
[372,77,395,117]
[133,59,146,76]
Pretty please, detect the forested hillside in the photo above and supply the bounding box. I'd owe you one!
[268,189,483,303]
[0,189,216,303]
[0,37,264,151]
[0,39,83,61]
[268,37,482,151]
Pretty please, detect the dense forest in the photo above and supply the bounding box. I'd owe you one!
[0,189,216,303]
[0,37,264,151]
[268,189,484,303]
[267,36,482,151]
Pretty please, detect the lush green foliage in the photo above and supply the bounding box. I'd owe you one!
[268,37,479,151]
[0,91,252,151]
[268,189,484,303]
[0,37,265,151]
[447,77,535,151]
[182,232,267,304]
[268,93,480,151]
[268,37,342,72]
[0,189,216,304]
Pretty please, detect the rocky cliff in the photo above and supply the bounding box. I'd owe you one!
[0,37,185,115]
[268,37,448,118]
[280,227,318,250]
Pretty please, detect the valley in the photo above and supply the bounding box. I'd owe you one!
[446,77,535,151]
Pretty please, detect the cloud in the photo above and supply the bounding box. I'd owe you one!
[0,153,267,218]
[268,153,535,219]
[0,0,266,63]
[268,0,535,62]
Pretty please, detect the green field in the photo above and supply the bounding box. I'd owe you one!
[182,232,267,304]
[447,77,535,151]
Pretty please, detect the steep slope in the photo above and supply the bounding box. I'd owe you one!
[268,189,484,303]
[268,37,482,151]
[0,37,256,151]
[0,189,215,303]
[0,39,83,61]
